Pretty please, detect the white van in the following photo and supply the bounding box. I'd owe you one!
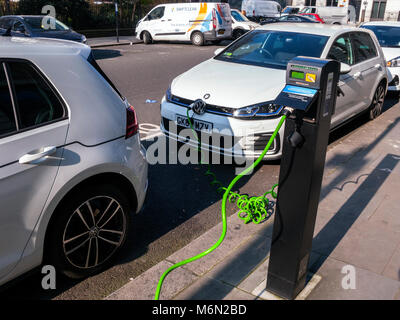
[241,0,281,22]
[231,8,259,39]
[300,6,348,24]
[135,2,232,46]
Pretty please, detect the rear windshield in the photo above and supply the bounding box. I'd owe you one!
[215,30,329,69]
[87,53,124,99]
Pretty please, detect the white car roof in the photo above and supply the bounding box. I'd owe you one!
[258,23,360,38]
[362,21,400,28]
[0,36,91,59]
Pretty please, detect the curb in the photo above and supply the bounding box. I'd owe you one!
[90,41,139,48]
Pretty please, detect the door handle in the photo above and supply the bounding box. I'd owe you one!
[353,71,361,79]
[374,64,382,70]
[19,146,57,164]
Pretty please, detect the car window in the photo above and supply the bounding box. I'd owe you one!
[351,32,377,64]
[327,35,354,65]
[0,64,17,137]
[0,18,12,29]
[147,7,165,20]
[12,20,25,33]
[7,61,65,129]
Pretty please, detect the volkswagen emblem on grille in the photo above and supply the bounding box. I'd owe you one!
[190,99,207,115]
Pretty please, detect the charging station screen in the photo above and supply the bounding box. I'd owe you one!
[290,71,305,80]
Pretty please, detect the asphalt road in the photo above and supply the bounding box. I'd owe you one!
[1,42,398,300]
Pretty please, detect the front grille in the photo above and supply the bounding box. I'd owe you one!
[170,95,235,116]
[244,133,278,152]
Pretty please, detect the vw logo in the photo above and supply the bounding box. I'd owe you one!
[190,99,207,115]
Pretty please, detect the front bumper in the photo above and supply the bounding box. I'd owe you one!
[388,67,400,91]
[160,97,284,160]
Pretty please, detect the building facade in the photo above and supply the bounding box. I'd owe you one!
[287,0,400,22]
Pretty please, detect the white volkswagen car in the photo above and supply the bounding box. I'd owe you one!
[161,24,387,160]
[0,37,148,286]
[361,21,400,92]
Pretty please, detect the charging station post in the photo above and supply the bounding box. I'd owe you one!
[266,57,340,300]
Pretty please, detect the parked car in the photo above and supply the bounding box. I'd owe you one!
[260,14,319,25]
[231,8,259,39]
[135,2,232,46]
[300,13,325,23]
[160,24,387,160]
[299,6,352,24]
[0,36,148,286]
[241,0,281,22]
[281,6,303,15]
[361,21,400,92]
[0,15,86,43]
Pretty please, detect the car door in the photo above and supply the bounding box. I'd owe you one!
[145,6,166,40]
[0,60,69,279]
[325,33,362,128]
[349,31,384,111]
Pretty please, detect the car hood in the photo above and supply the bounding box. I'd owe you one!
[171,59,286,108]
[381,47,400,61]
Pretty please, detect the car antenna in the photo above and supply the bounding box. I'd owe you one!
[2,26,12,37]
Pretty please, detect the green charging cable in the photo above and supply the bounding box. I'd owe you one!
[154,111,287,300]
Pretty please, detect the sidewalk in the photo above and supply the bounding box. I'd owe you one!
[106,99,400,300]
[87,36,141,48]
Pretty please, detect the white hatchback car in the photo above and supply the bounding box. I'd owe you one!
[361,21,400,92]
[161,24,387,160]
[0,37,148,286]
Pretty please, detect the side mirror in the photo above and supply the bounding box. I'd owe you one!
[340,63,352,74]
[214,48,224,56]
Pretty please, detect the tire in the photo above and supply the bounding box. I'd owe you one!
[232,29,245,40]
[143,31,153,44]
[191,31,204,46]
[368,83,385,120]
[46,184,131,279]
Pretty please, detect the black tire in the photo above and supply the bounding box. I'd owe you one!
[191,31,204,46]
[232,29,245,40]
[369,83,385,120]
[143,31,153,44]
[46,184,131,279]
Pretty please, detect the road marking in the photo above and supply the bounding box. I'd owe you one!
[139,123,163,141]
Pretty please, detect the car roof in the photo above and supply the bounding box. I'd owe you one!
[362,21,400,28]
[258,23,360,37]
[0,36,91,59]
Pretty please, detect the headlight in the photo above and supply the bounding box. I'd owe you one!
[233,102,283,119]
[166,86,172,101]
[387,57,400,68]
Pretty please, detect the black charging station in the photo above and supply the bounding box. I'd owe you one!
[266,57,340,299]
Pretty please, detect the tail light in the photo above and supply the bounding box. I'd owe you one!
[212,9,217,29]
[126,105,139,139]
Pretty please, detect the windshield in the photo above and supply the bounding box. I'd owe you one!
[23,17,70,31]
[231,10,248,22]
[215,30,329,69]
[361,25,400,48]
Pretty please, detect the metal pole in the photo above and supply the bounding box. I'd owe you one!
[115,1,119,43]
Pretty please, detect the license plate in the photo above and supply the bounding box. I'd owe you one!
[176,115,213,133]
[218,29,225,35]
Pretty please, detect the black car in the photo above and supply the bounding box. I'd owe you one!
[0,15,86,43]
[260,14,319,25]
